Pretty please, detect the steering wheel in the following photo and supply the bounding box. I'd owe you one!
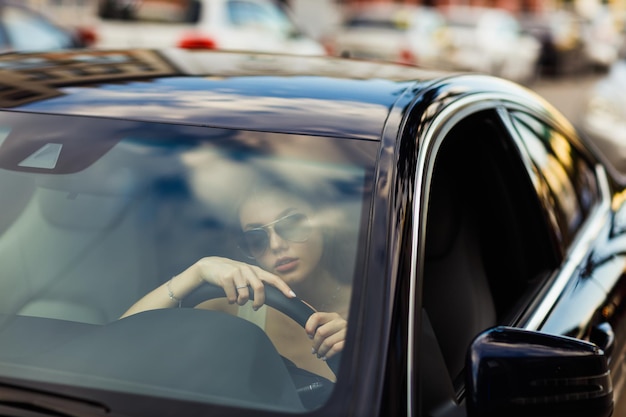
[183,283,341,376]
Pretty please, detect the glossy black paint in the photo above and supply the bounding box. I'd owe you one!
[467,326,613,417]
[2,48,626,417]
[0,49,443,141]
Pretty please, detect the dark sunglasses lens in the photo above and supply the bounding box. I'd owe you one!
[243,229,269,257]
[276,213,311,242]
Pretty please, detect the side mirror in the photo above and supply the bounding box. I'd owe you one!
[466,326,613,417]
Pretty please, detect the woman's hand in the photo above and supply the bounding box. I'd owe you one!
[305,312,347,360]
[196,256,296,310]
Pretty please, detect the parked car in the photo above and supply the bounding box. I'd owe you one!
[518,8,587,76]
[323,4,451,68]
[0,47,625,417]
[442,5,541,83]
[582,58,626,176]
[581,6,623,70]
[0,0,96,52]
[94,0,325,55]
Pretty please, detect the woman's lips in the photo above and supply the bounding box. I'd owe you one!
[275,257,299,273]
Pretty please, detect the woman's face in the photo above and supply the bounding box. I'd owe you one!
[239,190,324,285]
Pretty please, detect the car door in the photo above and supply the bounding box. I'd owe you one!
[507,109,626,415]
[413,100,616,416]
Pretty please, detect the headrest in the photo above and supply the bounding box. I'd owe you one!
[35,161,137,197]
[33,157,141,230]
[36,187,132,230]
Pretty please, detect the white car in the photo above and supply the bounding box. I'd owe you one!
[0,0,96,52]
[94,0,325,55]
[581,6,623,70]
[442,6,541,84]
[324,4,451,69]
[582,59,626,177]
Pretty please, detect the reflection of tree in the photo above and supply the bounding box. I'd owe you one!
[177,130,373,286]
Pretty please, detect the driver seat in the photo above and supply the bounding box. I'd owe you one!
[422,154,497,380]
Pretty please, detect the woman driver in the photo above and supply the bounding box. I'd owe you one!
[121,185,350,380]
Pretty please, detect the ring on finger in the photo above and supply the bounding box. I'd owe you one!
[236,285,248,290]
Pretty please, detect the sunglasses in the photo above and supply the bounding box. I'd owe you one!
[240,212,312,258]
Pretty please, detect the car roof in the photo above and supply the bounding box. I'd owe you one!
[0,48,453,141]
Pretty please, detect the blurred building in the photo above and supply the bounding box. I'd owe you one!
[25,0,626,19]
[25,0,99,25]
[334,0,626,15]
[339,0,546,13]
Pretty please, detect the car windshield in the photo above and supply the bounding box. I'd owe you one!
[0,111,377,412]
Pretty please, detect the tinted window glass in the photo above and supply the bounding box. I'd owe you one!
[345,17,403,30]
[98,0,201,23]
[511,112,599,247]
[421,110,559,413]
[0,111,377,412]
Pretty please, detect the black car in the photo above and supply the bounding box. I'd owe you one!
[0,48,624,417]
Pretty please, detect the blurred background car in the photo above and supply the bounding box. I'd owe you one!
[581,57,626,175]
[441,5,541,84]
[0,0,96,52]
[322,4,450,69]
[580,5,623,71]
[94,0,325,55]
[518,8,587,77]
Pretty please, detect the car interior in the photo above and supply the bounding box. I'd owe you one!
[0,116,371,412]
[0,150,162,324]
[419,110,560,412]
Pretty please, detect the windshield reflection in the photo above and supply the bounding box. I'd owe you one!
[0,112,377,412]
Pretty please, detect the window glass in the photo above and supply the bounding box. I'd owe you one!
[0,111,377,412]
[2,6,73,51]
[511,112,599,247]
[420,110,559,416]
[227,0,296,36]
[345,17,405,31]
[0,18,8,50]
[98,0,201,23]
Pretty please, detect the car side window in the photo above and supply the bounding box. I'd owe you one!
[0,9,8,51]
[419,110,560,413]
[510,112,600,250]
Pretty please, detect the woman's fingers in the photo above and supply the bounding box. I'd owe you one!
[318,338,345,360]
[257,267,297,299]
[306,312,347,359]
[198,257,294,308]
[247,268,266,309]
[233,269,250,306]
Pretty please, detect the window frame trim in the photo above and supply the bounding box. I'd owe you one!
[501,108,613,331]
